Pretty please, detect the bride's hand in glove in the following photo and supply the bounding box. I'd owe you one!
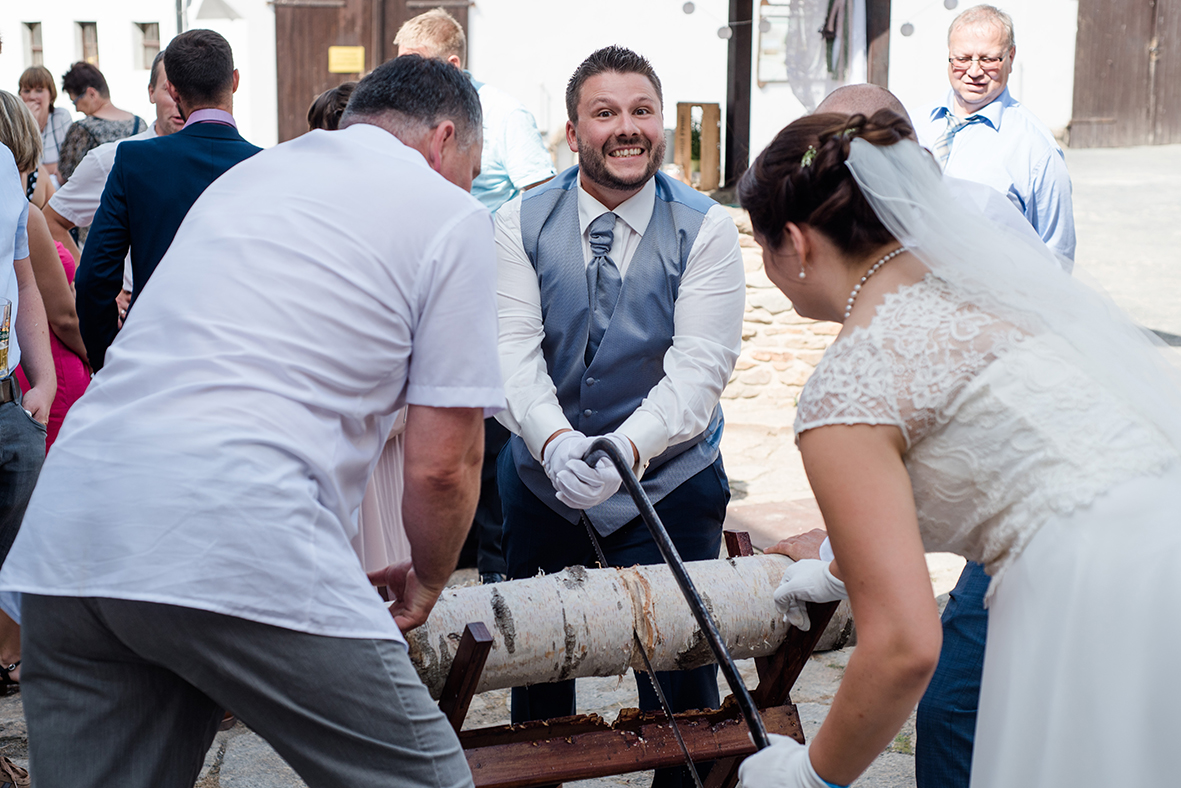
[738,735,844,788]
[773,559,848,631]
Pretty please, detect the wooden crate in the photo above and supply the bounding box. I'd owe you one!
[675,102,721,192]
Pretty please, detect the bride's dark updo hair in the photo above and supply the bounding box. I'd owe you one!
[738,110,913,258]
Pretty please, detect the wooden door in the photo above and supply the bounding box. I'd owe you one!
[274,0,380,142]
[1153,0,1181,144]
[274,0,470,143]
[1071,0,1181,147]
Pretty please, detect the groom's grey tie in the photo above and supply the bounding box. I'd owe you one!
[585,211,621,365]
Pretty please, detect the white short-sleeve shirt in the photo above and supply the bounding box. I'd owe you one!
[0,124,505,642]
[48,124,157,291]
[47,124,157,228]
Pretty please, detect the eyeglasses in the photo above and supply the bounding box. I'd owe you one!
[949,54,1007,72]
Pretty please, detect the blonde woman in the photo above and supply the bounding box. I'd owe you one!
[0,91,89,449]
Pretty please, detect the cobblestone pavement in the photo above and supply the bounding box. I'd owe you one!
[0,144,1175,787]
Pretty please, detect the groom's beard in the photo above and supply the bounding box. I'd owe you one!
[578,133,667,193]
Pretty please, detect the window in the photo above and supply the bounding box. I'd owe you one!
[24,22,43,67]
[78,22,99,67]
[135,23,161,69]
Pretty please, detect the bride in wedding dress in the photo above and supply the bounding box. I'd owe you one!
[734,110,1181,788]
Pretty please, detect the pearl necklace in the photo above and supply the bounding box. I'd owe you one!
[844,247,907,320]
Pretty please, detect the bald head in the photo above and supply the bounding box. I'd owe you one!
[816,84,915,136]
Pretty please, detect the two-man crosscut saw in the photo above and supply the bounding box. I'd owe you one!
[579,437,771,785]
[580,513,704,788]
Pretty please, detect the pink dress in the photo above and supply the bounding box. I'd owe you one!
[351,407,411,572]
[16,242,91,451]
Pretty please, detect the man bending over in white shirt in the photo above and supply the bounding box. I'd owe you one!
[494,46,745,788]
[0,55,502,788]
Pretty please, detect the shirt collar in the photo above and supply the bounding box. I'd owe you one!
[930,86,1011,131]
[182,108,237,130]
[577,175,657,238]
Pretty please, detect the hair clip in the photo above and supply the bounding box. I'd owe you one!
[800,146,817,168]
[841,126,858,138]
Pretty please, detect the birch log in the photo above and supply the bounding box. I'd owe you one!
[404,555,835,700]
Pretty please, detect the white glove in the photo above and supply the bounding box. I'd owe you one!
[552,432,633,510]
[738,735,836,788]
[542,430,591,484]
[774,559,848,632]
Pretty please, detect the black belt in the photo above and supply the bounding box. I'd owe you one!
[0,377,18,405]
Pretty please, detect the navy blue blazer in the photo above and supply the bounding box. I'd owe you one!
[77,121,261,369]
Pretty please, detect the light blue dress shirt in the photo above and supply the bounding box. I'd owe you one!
[1,145,28,373]
[917,88,1075,262]
[468,75,556,214]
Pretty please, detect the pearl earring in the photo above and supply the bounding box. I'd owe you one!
[798,269,806,280]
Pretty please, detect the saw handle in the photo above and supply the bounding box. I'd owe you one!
[584,437,771,751]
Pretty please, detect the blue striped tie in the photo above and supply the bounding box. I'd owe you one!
[585,212,621,365]
[933,113,987,170]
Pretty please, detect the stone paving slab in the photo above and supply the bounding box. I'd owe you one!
[724,498,825,549]
[1065,144,1181,341]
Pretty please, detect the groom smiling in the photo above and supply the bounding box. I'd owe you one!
[492,46,746,788]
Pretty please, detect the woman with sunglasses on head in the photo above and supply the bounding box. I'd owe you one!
[55,62,145,186]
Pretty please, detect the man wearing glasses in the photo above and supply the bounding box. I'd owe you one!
[916,4,1074,267]
[913,6,1075,788]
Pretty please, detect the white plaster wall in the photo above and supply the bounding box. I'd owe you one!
[887,0,1079,134]
[0,0,277,148]
[191,0,278,147]
[0,0,179,125]
[749,82,808,163]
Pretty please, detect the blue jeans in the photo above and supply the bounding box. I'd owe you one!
[499,446,728,788]
[0,384,47,567]
[471,418,509,576]
[915,561,990,788]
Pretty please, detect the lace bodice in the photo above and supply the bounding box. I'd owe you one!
[796,276,1179,592]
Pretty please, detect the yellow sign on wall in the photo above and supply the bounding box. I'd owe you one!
[328,46,365,74]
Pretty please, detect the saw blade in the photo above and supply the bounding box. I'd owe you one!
[582,438,770,751]
[582,514,705,788]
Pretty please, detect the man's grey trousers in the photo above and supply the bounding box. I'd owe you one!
[21,595,473,788]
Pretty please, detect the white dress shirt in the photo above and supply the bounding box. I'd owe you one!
[916,88,1075,263]
[48,124,157,228]
[48,124,157,291]
[0,124,505,642]
[495,176,745,470]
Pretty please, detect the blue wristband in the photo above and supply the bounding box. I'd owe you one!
[821,780,848,788]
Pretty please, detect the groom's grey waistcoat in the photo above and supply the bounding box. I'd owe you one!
[511,166,724,536]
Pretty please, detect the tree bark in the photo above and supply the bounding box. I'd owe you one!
[405,555,809,699]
